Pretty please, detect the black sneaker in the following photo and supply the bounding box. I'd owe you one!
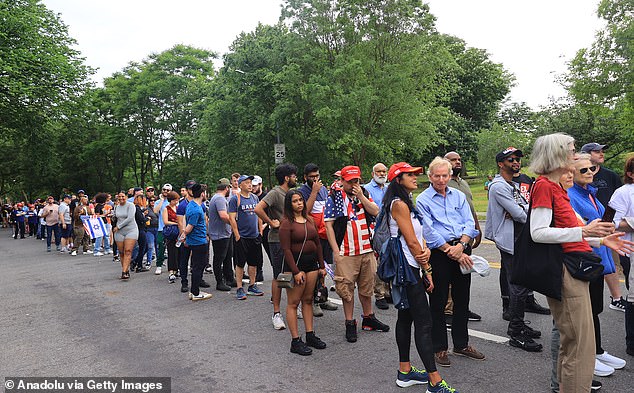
[199,280,210,288]
[345,320,358,343]
[305,332,326,349]
[468,310,482,321]
[591,379,602,391]
[508,321,541,339]
[228,279,238,288]
[375,298,389,310]
[525,295,551,315]
[204,264,213,274]
[509,333,543,352]
[180,284,188,293]
[502,308,511,321]
[216,282,231,292]
[290,338,312,356]
[361,313,390,332]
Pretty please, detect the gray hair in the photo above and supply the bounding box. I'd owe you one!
[574,153,592,164]
[428,157,452,176]
[529,133,575,175]
[372,163,387,172]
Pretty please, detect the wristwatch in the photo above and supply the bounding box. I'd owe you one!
[459,241,469,250]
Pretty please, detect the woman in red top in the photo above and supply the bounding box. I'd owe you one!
[529,133,632,392]
[162,191,180,284]
[279,190,327,356]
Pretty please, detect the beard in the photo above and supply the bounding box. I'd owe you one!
[452,167,461,177]
[288,179,297,188]
[373,175,387,185]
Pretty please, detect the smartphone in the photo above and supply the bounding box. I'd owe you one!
[602,206,616,222]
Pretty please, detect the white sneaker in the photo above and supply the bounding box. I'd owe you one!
[105,249,113,255]
[168,273,176,283]
[297,304,303,319]
[594,358,615,377]
[155,266,162,275]
[272,312,286,330]
[189,291,212,301]
[86,249,93,254]
[93,251,104,256]
[596,351,626,370]
[70,250,77,256]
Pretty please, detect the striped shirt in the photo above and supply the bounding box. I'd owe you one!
[324,190,373,256]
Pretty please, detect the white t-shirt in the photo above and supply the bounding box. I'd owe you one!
[389,199,424,268]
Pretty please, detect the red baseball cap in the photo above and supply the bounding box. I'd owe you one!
[388,162,422,181]
[340,166,362,181]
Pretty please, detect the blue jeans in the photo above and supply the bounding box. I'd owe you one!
[146,228,157,263]
[46,224,61,248]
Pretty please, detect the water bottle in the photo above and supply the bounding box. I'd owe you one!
[176,234,184,248]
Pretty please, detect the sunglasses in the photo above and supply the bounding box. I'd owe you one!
[579,166,597,174]
[505,157,521,163]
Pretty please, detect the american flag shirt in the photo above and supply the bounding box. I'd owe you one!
[324,189,373,256]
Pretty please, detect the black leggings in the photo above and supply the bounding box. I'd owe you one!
[395,269,437,373]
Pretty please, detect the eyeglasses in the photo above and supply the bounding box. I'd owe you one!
[162,189,169,191]
[579,166,597,174]
[506,157,521,163]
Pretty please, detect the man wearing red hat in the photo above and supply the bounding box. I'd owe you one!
[325,165,390,343]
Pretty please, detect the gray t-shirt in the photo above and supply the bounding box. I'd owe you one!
[208,193,231,240]
[262,185,287,243]
[58,202,71,224]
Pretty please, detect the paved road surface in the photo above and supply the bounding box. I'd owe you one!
[0,228,632,392]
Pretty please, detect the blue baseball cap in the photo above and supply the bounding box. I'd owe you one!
[238,175,254,184]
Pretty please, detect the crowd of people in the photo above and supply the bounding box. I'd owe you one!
[4,135,634,393]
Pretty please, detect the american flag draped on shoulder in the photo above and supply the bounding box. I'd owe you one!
[81,215,107,239]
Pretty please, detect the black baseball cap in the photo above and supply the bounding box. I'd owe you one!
[185,180,197,189]
[496,147,524,163]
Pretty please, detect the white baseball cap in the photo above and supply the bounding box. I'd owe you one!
[460,254,491,277]
[252,175,263,186]
[162,183,173,191]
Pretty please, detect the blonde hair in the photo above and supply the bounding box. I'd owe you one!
[529,133,575,175]
[428,157,452,176]
[573,153,592,166]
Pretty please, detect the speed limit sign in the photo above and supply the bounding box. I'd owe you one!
[274,144,286,164]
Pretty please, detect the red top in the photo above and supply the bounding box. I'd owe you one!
[166,205,177,223]
[279,217,324,275]
[531,176,592,253]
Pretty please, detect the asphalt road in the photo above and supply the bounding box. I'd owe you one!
[0,227,632,393]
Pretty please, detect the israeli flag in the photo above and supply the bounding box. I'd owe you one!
[81,215,106,239]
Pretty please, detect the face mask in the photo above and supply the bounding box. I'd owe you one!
[373,175,387,185]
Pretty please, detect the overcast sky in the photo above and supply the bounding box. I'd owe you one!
[43,0,603,109]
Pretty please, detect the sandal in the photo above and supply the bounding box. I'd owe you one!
[120,271,130,280]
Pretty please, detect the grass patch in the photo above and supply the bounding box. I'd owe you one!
[412,176,490,218]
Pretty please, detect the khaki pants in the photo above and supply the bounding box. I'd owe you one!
[374,272,390,300]
[334,253,377,303]
[547,266,594,393]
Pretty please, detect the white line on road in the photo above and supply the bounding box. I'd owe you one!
[468,328,509,344]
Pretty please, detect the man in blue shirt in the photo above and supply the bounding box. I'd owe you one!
[229,175,264,300]
[363,162,391,310]
[182,182,212,301]
[153,183,173,276]
[416,157,483,367]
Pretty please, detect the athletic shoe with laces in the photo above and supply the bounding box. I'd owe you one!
[596,351,626,369]
[507,321,541,339]
[591,379,602,391]
[168,274,176,283]
[86,249,92,254]
[93,251,104,256]
[345,319,358,343]
[247,284,264,296]
[290,338,312,356]
[305,332,326,349]
[272,312,286,330]
[396,365,428,387]
[594,358,615,376]
[509,332,543,352]
[361,313,390,332]
[453,345,485,360]
[71,250,77,256]
[236,288,247,300]
[525,295,551,315]
[375,298,389,310]
[426,379,458,393]
[204,264,213,274]
[199,280,211,288]
[154,266,162,275]
[189,291,213,301]
[609,296,626,312]
[319,300,338,310]
[216,282,231,292]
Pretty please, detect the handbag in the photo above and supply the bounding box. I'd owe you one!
[511,192,564,301]
[163,224,179,240]
[276,221,307,289]
[562,251,604,281]
[314,277,328,304]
